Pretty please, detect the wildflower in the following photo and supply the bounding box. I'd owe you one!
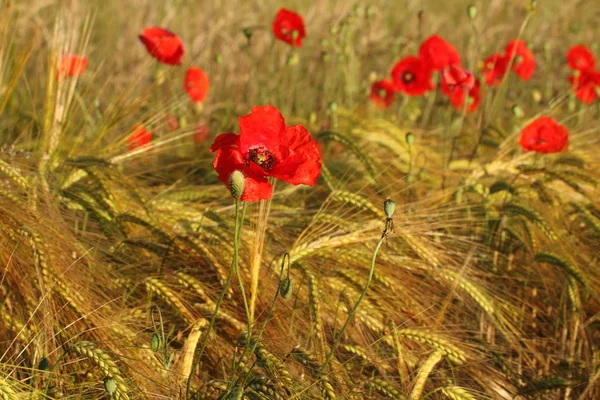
[391,56,434,96]
[419,35,461,71]
[441,77,481,113]
[57,54,87,80]
[210,105,322,201]
[481,53,508,86]
[568,69,600,104]
[505,40,535,81]
[369,79,395,108]
[128,125,153,151]
[184,67,210,103]
[194,124,209,143]
[272,9,306,47]
[519,116,568,153]
[165,114,179,132]
[441,64,475,91]
[139,27,184,65]
[566,45,596,71]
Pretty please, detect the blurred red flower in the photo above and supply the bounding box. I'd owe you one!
[139,27,184,65]
[441,64,475,91]
[194,124,209,143]
[210,105,321,201]
[419,35,461,71]
[128,125,153,151]
[391,56,434,96]
[369,79,395,108]
[481,53,508,86]
[568,69,600,104]
[505,40,535,81]
[184,67,210,102]
[441,77,481,113]
[272,9,306,47]
[567,45,596,71]
[57,54,87,80]
[519,116,568,154]
[165,114,179,132]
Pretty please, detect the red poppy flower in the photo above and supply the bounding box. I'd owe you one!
[481,53,508,86]
[369,79,395,108]
[128,125,153,151]
[165,114,179,132]
[391,56,434,96]
[519,116,569,154]
[566,45,596,71]
[568,69,600,104]
[272,9,306,47]
[441,64,475,91]
[441,77,481,113]
[183,67,210,103]
[57,54,87,80]
[505,40,535,81]
[194,124,209,143]
[210,105,322,201]
[419,35,461,71]
[139,27,184,65]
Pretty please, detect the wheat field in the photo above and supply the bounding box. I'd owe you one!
[1,0,599,399]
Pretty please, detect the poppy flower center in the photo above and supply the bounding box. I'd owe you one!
[402,71,415,84]
[378,89,387,98]
[247,146,275,171]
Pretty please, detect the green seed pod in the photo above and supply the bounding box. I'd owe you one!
[229,170,246,200]
[215,54,223,64]
[329,26,339,35]
[328,102,338,112]
[291,30,299,40]
[104,377,117,395]
[279,277,293,300]
[383,198,396,218]
[38,356,50,371]
[151,333,161,352]
[467,5,477,20]
[511,105,524,118]
[405,132,415,145]
[365,6,375,18]
[287,53,299,66]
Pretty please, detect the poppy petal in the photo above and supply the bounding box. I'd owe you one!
[210,133,240,152]
[269,125,322,186]
[238,105,286,159]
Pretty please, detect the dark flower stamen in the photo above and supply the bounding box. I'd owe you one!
[247,146,275,171]
[402,71,415,84]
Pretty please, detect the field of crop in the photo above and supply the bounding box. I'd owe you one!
[1,0,600,399]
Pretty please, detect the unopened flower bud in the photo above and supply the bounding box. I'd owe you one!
[38,356,50,371]
[405,132,415,145]
[215,54,223,64]
[229,170,245,200]
[467,5,477,20]
[279,277,293,300]
[383,198,396,218]
[151,333,161,352]
[511,105,524,118]
[287,53,299,66]
[365,6,375,18]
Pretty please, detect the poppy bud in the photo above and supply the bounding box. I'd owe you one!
[309,112,317,125]
[383,198,396,219]
[532,89,542,104]
[215,54,223,64]
[179,116,188,129]
[104,377,117,395]
[365,6,375,18]
[228,170,245,200]
[243,28,253,40]
[279,277,293,300]
[151,333,161,352]
[511,105,524,118]
[529,0,537,11]
[38,356,50,371]
[329,26,339,35]
[405,132,415,145]
[328,102,338,112]
[467,5,477,19]
[287,53,299,66]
